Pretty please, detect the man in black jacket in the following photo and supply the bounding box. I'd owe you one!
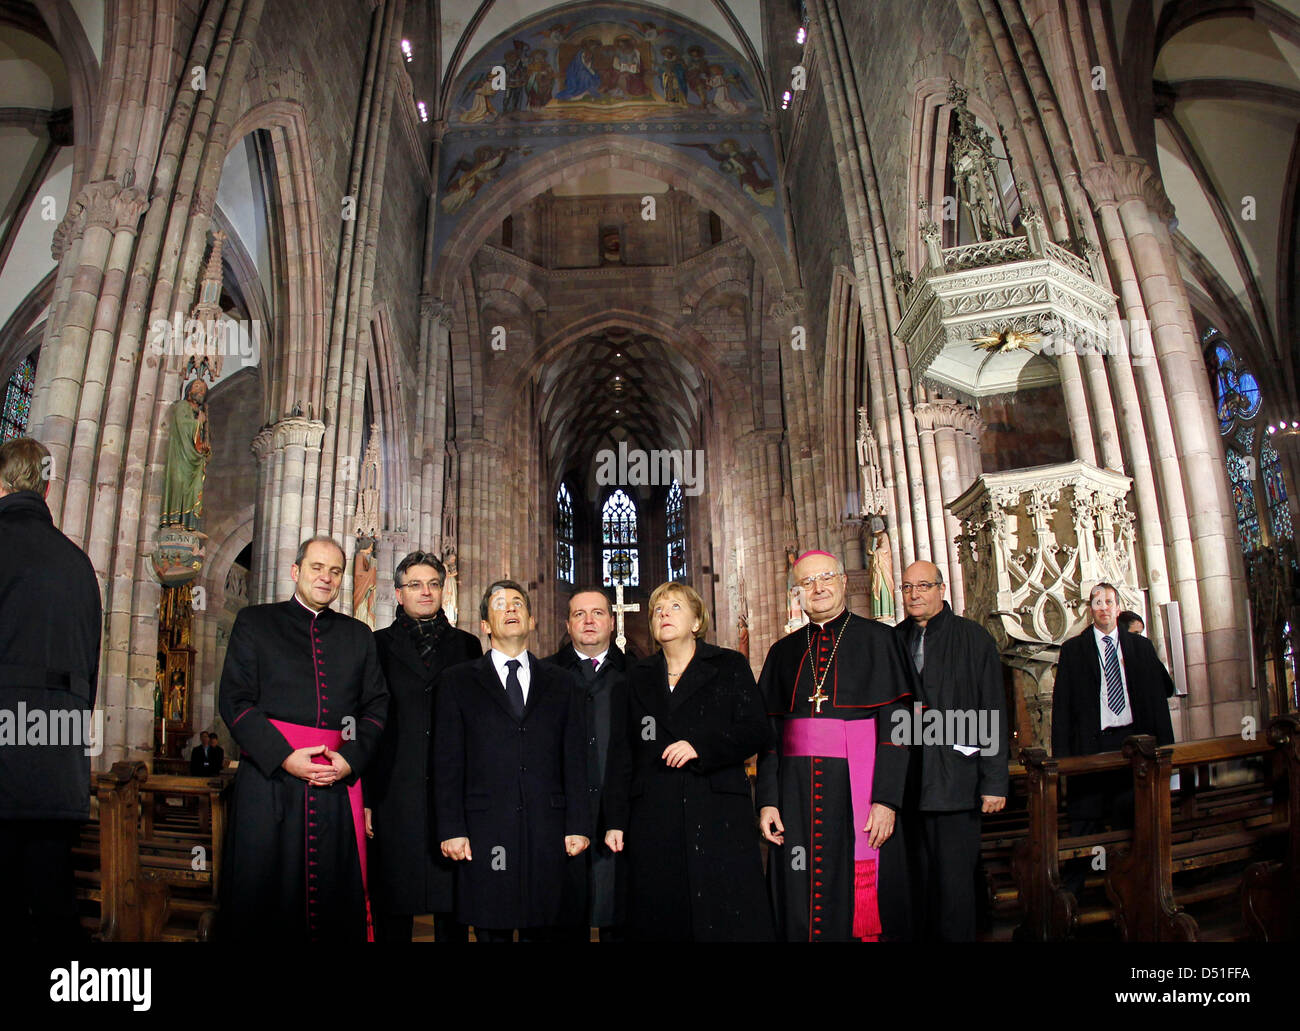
[894,560,1007,942]
[0,438,102,942]
[1052,582,1174,836]
[435,579,589,941]
[546,584,629,941]
[368,551,481,942]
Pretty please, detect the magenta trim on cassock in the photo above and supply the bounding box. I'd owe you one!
[782,717,882,939]
[269,718,373,942]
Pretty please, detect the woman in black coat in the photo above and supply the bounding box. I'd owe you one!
[604,582,773,941]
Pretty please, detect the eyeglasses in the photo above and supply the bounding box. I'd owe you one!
[900,581,940,594]
[400,580,442,591]
[796,571,843,590]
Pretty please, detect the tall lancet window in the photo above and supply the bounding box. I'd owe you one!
[666,479,686,581]
[555,482,575,583]
[1227,426,1261,552]
[601,488,639,587]
[1261,437,1292,543]
[1,353,36,443]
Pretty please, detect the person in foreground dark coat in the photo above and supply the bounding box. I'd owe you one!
[368,550,481,942]
[0,438,102,943]
[605,581,773,942]
[546,584,630,941]
[894,560,1007,942]
[435,579,589,940]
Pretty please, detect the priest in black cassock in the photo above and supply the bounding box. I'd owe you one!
[367,551,481,942]
[545,584,629,940]
[757,549,913,941]
[435,580,589,941]
[894,560,1007,942]
[219,536,389,942]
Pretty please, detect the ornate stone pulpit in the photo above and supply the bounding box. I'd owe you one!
[948,462,1143,746]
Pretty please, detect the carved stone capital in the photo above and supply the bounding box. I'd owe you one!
[250,427,274,461]
[913,397,972,432]
[271,416,326,451]
[1081,156,1175,222]
[767,290,806,320]
[421,294,454,327]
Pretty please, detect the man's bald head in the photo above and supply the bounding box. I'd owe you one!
[901,560,946,626]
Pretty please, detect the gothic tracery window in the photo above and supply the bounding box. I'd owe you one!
[0,354,36,443]
[1261,437,1292,543]
[601,488,639,587]
[1227,427,1261,552]
[555,482,574,583]
[666,479,686,581]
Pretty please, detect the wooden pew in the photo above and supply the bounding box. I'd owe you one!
[96,761,171,941]
[1242,715,1300,941]
[1013,747,1131,940]
[1106,727,1291,941]
[90,764,235,941]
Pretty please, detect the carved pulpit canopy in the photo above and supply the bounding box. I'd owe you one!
[949,461,1141,655]
[896,209,1116,402]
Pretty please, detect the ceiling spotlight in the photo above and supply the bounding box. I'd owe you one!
[401,39,413,62]
[781,90,792,110]
[416,100,429,122]
[796,26,807,45]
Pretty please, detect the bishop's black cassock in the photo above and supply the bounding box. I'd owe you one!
[219,598,389,942]
[756,609,912,941]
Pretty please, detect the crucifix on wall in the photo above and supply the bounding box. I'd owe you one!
[612,582,640,651]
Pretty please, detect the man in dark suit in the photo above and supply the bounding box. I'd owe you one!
[435,579,589,941]
[0,437,102,943]
[190,732,212,774]
[1052,581,1174,890]
[368,550,481,942]
[546,584,629,941]
[894,560,1007,942]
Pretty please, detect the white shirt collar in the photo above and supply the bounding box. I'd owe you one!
[574,646,609,667]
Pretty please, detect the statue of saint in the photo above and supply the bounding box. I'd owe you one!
[353,535,377,629]
[869,517,896,620]
[442,548,460,626]
[161,379,212,531]
[857,408,887,517]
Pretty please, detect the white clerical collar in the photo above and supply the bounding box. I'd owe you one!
[293,595,327,618]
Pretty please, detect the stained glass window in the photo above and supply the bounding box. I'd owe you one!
[1227,447,1261,551]
[555,483,574,583]
[1261,438,1292,542]
[666,479,686,581]
[602,489,639,586]
[0,355,36,443]
[1205,330,1260,434]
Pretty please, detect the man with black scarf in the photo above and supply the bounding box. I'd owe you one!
[367,551,481,941]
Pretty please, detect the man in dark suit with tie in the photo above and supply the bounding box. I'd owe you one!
[435,579,589,941]
[368,551,482,942]
[190,732,210,774]
[546,584,630,941]
[1052,582,1174,882]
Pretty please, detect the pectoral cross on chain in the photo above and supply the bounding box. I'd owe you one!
[612,582,640,651]
[808,685,830,714]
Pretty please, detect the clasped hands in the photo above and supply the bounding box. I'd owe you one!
[440,835,590,861]
[282,744,351,787]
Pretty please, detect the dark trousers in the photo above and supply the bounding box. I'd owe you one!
[1063,725,1136,895]
[373,910,469,942]
[0,819,82,943]
[913,809,982,942]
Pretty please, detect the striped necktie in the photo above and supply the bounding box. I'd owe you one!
[1103,635,1125,715]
